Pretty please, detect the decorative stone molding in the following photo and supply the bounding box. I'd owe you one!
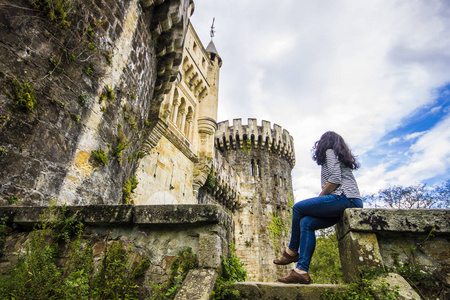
[143,0,195,102]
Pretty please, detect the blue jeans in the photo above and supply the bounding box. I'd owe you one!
[288,194,363,272]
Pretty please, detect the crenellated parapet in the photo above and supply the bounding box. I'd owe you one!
[215,118,296,167]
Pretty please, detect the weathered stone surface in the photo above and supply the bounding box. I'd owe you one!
[0,204,232,299]
[372,273,421,300]
[0,0,192,206]
[337,208,450,294]
[134,204,231,226]
[233,282,345,300]
[198,234,222,268]
[214,119,296,282]
[174,269,218,300]
[338,231,384,282]
[337,208,450,239]
[0,204,231,226]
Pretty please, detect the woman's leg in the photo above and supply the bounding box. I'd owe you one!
[288,194,352,253]
[296,216,339,271]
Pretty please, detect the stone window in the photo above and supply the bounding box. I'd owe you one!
[251,159,255,177]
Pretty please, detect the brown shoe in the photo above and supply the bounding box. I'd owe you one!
[273,250,299,265]
[278,269,311,284]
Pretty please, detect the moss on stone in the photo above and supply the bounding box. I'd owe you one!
[92,148,108,166]
[5,77,37,113]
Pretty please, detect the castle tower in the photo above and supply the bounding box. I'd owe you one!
[215,119,296,281]
[133,22,222,205]
[193,38,223,195]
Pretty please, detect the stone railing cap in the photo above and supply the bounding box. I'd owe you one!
[0,204,231,227]
[336,208,450,240]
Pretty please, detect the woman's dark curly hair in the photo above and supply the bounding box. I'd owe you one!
[312,131,359,170]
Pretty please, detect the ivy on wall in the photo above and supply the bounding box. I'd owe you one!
[267,211,288,256]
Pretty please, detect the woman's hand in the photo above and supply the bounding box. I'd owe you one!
[319,182,340,196]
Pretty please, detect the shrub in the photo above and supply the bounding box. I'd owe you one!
[92,148,108,166]
[210,243,247,300]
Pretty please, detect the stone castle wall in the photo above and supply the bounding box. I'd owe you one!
[215,118,295,282]
[0,0,193,206]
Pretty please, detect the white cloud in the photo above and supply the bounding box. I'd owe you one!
[191,0,450,199]
[388,137,401,145]
[405,131,428,141]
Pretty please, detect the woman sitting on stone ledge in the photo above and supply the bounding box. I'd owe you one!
[274,131,363,284]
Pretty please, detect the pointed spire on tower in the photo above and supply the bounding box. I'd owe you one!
[206,17,222,66]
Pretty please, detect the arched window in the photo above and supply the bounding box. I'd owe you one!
[170,89,179,124]
[176,98,186,129]
[251,159,255,177]
[257,160,261,178]
[184,106,193,139]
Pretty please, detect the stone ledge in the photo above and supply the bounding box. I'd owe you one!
[233,282,345,300]
[0,204,230,227]
[337,208,450,240]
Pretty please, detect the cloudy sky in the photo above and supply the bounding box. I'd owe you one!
[190,0,450,200]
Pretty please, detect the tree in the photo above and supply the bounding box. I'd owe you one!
[366,181,450,209]
[434,180,450,208]
[309,227,343,284]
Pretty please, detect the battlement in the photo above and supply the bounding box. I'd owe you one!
[215,119,295,167]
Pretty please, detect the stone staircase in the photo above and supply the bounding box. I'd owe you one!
[233,282,345,300]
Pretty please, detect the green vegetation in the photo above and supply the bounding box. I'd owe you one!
[322,266,401,300]
[78,94,87,106]
[104,86,115,102]
[8,196,19,204]
[103,51,112,64]
[5,77,37,113]
[84,65,94,76]
[29,0,73,29]
[267,211,288,255]
[0,146,8,155]
[113,130,128,162]
[0,216,8,251]
[388,229,442,300]
[91,148,108,166]
[69,113,80,122]
[134,151,145,159]
[86,41,98,53]
[242,139,252,154]
[0,205,149,299]
[149,247,198,300]
[210,243,247,300]
[122,176,138,204]
[309,228,343,284]
[204,169,216,192]
[50,98,68,109]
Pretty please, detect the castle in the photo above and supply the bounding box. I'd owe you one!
[0,0,294,282]
[132,20,296,281]
[1,2,449,298]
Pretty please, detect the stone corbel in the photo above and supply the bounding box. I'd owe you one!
[193,156,213,198]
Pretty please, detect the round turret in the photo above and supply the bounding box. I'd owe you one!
[214,118,296,282]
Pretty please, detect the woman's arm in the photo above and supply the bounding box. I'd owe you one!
[319,182,340,196]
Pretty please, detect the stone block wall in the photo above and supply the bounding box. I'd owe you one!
[0,0,193,206]
[337,208,450,299]
[0,204,231,299]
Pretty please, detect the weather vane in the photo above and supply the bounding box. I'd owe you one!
[210,17,215,39]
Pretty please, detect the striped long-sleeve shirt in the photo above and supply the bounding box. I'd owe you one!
[321,149,362,200]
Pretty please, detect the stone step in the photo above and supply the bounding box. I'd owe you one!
[233,281,345,300]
